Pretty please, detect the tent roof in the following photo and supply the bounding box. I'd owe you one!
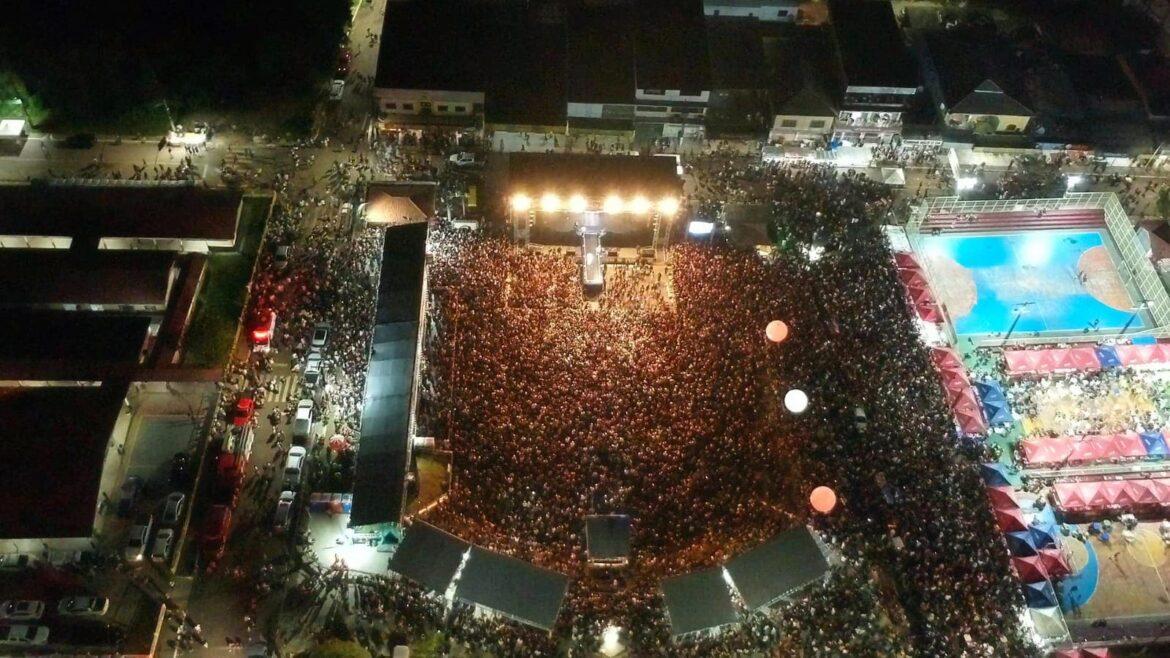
[585,514,631,562]
[724,527,830,610]
[389,522,469,593]
[454,546,569,631]
[661,567,739,637]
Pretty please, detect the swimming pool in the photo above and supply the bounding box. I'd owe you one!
[920,230,1145,336]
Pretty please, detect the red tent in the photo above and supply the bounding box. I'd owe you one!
[1022,438,1069,466]
[1116,344,1159,366]
[1112,432,1147,459]
[1054,482,1086,510]
[953,392,988,435]
[1088,480,1120,509]
[1004,350,1032,376]
[1068,347,1102,371]
[1154,343,1170,365]
[1069,438,1108,464]
[893,251,919,270]
[1039,547,1071,578]
[1012,555,1050,583]
[931,346,964,372]
[1109,481,1139,509]
[996,506,1029,532]
[1129,479,1161,506]
[1051,348,1078,372]
[1081,648,1111,658]
[986,485,1019,509]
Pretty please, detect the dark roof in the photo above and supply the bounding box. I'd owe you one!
[0,312,150,365]
[951,80,1032,117]
[585,514,631,561]
[724,527,830,610]
[634,0,712,93]
[661,567,739,637]
[389,522,469,592]
[0,184,241,242]
[374,0,566,126]
[567,2,636,104]
[350,225,427,526]
[0,251,175,308]
[705,20,773,91]
[454,546,569,631]
[1125,52,1170,119]
[827,0,918,90]
[0,382,128,539]
[507,153,681,199]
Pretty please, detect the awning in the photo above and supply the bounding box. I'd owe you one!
[388,521,469,593]
[723,527,829,610]
[661,567,739,637]
[453,546,569,631]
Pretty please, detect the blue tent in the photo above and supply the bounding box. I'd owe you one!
[975,380,1013,425]
[1006,530,1039,556]
[980,462,1011,487]
[1095,345,1122,369]
[1134,336,1158,345]
[1023,580,1057,608]
[1030,526,1057,549]
[1141,431,1169,457]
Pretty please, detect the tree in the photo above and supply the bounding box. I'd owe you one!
[307,639,371,658]
[1157,188,1170,221]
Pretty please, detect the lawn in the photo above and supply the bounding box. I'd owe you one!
[182,195,270,368]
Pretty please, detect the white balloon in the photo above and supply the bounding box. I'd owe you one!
[784,389,809,414]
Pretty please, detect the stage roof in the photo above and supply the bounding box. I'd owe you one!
[724,527,830,610]
[389,521,469,593]
[661,566,739,637]
[0,184,242,243]
[585,514,631,562]
[454,546,569,631]
[507,153,681,199]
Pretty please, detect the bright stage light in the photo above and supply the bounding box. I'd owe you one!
[540,192,562,213]
[511,193,532,212]
[603,195,624,214]
[628,195,651,214]
[568,194,588,213]
[956,176,978,192]
[1066,174,1085,188]
[657,197,680,216]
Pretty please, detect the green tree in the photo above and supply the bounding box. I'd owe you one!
[308,639,371,658]
[1157,188,1170,221]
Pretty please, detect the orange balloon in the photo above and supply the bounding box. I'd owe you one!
[766,320,789,343]
[810,486,837,514]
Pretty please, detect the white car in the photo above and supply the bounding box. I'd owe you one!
[57,596,109,617]
[0,600,44,621]
[283,447,307,489]
[293,399,314,441]
[1,624,49,645]
[329,79,345,100]
[151,528,175,563]
[311,323,330,350]
[448,152,477,167]
[161,491,186,525]
[274,491,296,532]
[123,516,154,562]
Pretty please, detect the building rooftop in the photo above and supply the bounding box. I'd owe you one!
[634,0,712,93]
[0,184,241,243]
[0,382,128,539]
[374,0,566,125]
[567,1,636,105]
[0,250,176,308]
[949,80,1031,117]
[827,0,918,90]
[0,313,150,366]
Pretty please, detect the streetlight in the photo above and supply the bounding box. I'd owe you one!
[1002,301,1035,345]
[1120,301,1149,336]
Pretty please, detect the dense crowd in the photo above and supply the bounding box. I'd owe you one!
[410,159,1042,656]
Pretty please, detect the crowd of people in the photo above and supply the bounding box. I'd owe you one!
[408,158,1043,656]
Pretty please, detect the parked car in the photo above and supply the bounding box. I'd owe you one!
[0,601,44,621]
[448,151,477,167]
[151,528,175,563]
[57,596,110,617]
[123,516,154,562]
[0,624,49,646]
[117,475,143,518]
[161,492,186,525]
[274,244,291,268]
[249,310,276,351]
[0,554,31,572]
[310,323,330,351]
[273,491,295,532]
[283,447,307,489]
[293,399,314,442]
[335,49,351,77]
[170,452,193,487]
[329,79,345,100]
[302,354,323,390]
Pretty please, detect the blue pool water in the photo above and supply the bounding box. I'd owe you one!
[921,230,1143,336]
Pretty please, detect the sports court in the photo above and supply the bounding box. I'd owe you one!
[1062,523,1170,625]
[921,229,1143,336]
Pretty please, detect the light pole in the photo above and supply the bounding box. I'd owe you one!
[1120,301,1149,336]
[1002,301,1035,345]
